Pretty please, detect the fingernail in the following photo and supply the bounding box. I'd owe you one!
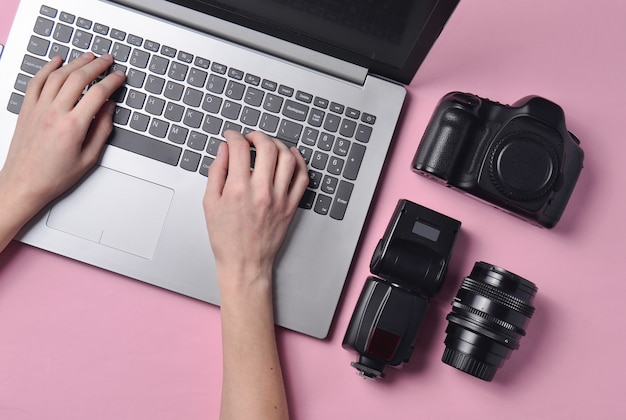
[81,51,94,60]
[107,101,116,115]
[101,53,113,61]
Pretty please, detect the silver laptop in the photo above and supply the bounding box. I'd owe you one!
[0,0,458,339]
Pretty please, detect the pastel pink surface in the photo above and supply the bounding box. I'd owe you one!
[1,0,625,419]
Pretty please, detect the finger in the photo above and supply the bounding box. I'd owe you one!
[286,147,309,210]
[54,53,115,109]
[38,51,96,103]
[269,139,297,196]
[73,69,125,122]
[206,141,229,200]
[247,131,279,184]
[224,130,252,179]
[22,55,63,109]
[79,101,116,169]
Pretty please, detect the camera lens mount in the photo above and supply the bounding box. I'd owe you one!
[442,262,537,381]
[488,131,560,201]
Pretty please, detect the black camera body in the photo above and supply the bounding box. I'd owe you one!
[412,92,584,228]
[342,199,461,379]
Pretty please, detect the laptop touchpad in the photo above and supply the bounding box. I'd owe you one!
[47,166,174,259]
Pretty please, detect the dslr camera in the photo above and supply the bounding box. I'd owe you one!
[412,92,584,228]
[343,199,461,379]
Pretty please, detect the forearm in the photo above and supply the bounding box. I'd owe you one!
[218,272,289,420]
[0,174,39,253]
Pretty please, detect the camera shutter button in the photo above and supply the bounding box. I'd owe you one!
[489,132,559,201]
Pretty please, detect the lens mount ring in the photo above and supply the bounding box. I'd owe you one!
[487,130,560,201]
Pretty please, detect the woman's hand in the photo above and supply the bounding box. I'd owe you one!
[203,130,309,291]
[0,52,125,251]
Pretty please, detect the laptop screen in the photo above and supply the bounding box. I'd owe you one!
[164,0,458,84]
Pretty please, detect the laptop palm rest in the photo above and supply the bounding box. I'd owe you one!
[46,166,174,259]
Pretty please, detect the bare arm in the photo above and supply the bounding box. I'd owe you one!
[0,52,125,252]
[203,130,309,420]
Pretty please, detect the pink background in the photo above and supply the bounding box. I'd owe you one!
[1,0,625,418]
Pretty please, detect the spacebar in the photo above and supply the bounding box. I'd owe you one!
[108,127,182,166]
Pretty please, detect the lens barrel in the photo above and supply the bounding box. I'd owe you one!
[442,262,537,381]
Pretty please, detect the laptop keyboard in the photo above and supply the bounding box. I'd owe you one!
[7,4,379,221]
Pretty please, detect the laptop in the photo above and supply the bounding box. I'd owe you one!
[0,0,458,339]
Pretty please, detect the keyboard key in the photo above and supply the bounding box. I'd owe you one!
[145,96,165,115]
[314,97,329,109]
[323,113,341,132]
[318,133,334,151]
[126,89,146,109]
[194,56,210,69]
[53,23,73,43]
[245,73,261,86]
[199,156,214,176]
[277,120,302,145]
[127,34,143,46]
[225,81,245,100]
[144,40,160,52]
[183,87,203,108]
[127,69,146,88]
[177,51,193,63]
[228,68,244,80]
[34,17,54,37]
[111,42,131,62]
[308,170,322,189]
[302,127,319,146]
[94,23,109,35]
[206,137,223,155]
[308,108,324,127]
[27,35,50,56]
[113,106,131,125]
[330,181,354,220]
[148,55,169,75]
[259,113,279,132]
[296,91,313,103]
[168,62,189,81]
[361,113,376,124]
[161,45,176,57]
[145,75,165,94]
[327,157,345,175]
[355,124,372,143]
[207,74,226,94]
[222,121,242,136]
[188,131,208,151]
[59,12,75,24]
[202,115,223,135]
[330,102,345,114]
[14,73,31,93]
[261,79,277,91]
[91,36,112,54]
[129,111,150,132]
[72,30,93,49]
[110,29,126,41]
[282,100,309,122]
[21,54,46,75]
[40,6,58,18]
[346,107,360,119]
[339,118,357,138]
[298,190,316,210]
[311,151,329,170]
[164,81,184,101]
[181,150,201,172]
[183,109,204,129]
[278,85,294,97]
[149,118,169,138]
[343,143,366,180]
[297,145,313,163]
[164,102,185,122]
[168,124,188,144]
[109,127,182,166]
[241,107,261,127]
[211,62,227,74]
[7,92,24,114]
[130,49,150,69]
[263,94,283,113]
[314,194,332,215]
[321,175,339,194]
[49,43,69,60]
[244,87,264,107]
[333,138,350,156]
[221,100,242,120]
[188,68,208,88]
[202,93,222,114]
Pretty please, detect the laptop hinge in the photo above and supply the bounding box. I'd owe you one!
[105,0,369,86]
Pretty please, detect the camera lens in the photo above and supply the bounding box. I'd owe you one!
[442,262,537,381]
